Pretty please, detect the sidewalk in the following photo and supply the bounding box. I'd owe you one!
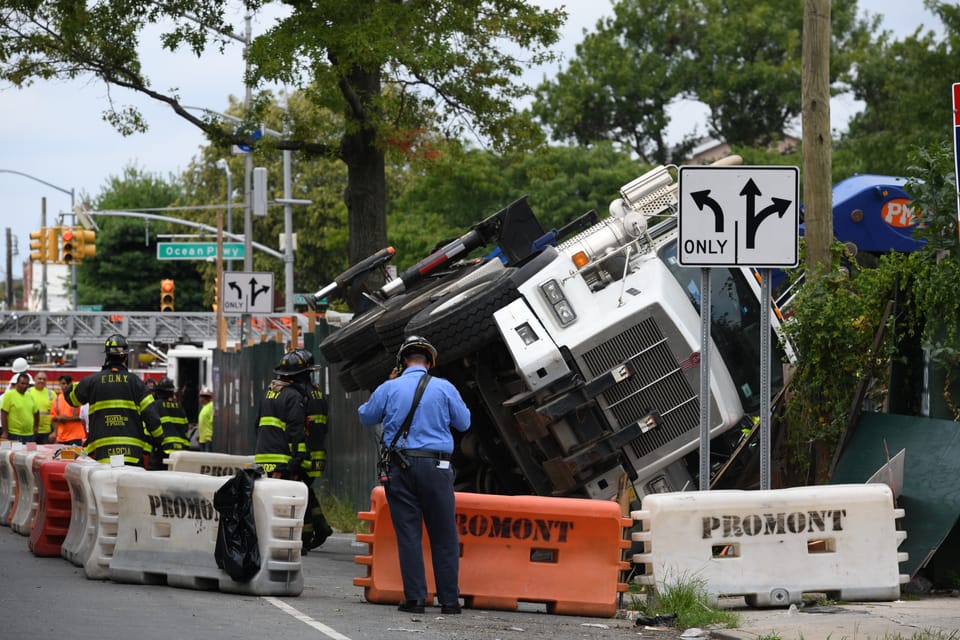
[711,596,960,640]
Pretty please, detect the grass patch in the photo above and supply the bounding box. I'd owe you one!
[631,574,739,630]
[319,491,368,534]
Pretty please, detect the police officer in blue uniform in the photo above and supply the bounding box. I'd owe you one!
[358,336,471,614]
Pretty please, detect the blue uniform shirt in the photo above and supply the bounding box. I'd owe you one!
[358,366,470,453]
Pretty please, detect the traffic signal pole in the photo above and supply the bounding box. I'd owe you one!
[40,198,47,311]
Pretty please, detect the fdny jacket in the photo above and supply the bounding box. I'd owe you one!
[296,383,329,480]
[157,397,190,454]
[68,365,161,466]
[254,378,307,471]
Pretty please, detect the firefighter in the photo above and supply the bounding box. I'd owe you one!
[67,334,161,466]
[150,376,190,469]
[254,351,310,479]
[295,348,335,550]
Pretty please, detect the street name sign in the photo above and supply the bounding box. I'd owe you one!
[678,165,799,268]
[157,242,245,260]
[222,271,274,315]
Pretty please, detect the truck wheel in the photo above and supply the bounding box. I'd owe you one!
[376,269,473,353]
[340,348,395,392]
[405,269,519,364]
[319,307,386,364]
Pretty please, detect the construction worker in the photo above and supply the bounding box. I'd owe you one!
[254,351,309,479]
[27,372,55,444]
[51,374,86,446]
[1,373,38,442]
[67,334,161,466]
[197,387,214,451]
[150,376,190,469]
[295,348,334,550]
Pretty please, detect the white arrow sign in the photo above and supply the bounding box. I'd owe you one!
[678,165,799,268]
[222,271,274,315]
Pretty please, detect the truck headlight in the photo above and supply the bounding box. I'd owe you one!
[515,322,539,345]
[539,279,577,327]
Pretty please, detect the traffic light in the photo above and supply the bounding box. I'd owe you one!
[160,279,175,312]
[29,227,60,263]
[29,228,48,263]
[61,227,96,264]
[212,274,220,312]
[74,228,96,262]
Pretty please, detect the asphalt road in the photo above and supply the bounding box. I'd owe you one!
[0,526,641,640]
[3,525,957,640]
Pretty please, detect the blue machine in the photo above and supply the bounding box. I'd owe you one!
[830,174,924,254]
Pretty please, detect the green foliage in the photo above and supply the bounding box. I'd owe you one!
[780,245,900,475]
[532,0,697,164]
[835,1,960,177]
[388,142,643,268]
[634,574,739,630]
[77,165,210,311]
[781,140,960,474]
[535,0,868,158]
[319,491,366,534]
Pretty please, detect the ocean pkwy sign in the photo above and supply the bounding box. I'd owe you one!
[157,242,245,260]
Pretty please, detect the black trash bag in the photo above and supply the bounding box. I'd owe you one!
[214,468,262,582]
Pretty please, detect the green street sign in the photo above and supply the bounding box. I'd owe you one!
[157,242,245,260]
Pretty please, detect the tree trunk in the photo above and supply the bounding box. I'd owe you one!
[340,66,388,267]
[802,0,833,278]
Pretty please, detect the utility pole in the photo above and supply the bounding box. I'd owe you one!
[4,227,12,309]
[802,0,833,278]
[41,198,48,311]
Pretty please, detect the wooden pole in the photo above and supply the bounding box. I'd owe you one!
[802,0,833,278]
[216,209,225,351]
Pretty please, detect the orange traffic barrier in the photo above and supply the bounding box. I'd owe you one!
[354,486,632,617]
[30,457,75,557]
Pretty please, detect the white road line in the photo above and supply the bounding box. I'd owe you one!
[263,596,354,640]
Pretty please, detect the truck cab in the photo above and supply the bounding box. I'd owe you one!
[164,344,213,422]
[319,157,790,500]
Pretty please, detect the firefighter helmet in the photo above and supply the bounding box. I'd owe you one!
[397,335,437,368]
[274,350,314,376]
[104,334,129,357]
[155,377,176,393]
[296,348,316,368]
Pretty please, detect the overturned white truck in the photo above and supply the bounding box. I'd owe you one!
[318,156,787,501]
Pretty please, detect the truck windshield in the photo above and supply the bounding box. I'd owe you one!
[658,240,784,415]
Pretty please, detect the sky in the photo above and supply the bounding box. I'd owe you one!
[0,0,945,285]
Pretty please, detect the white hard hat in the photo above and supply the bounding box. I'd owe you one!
[12,357,28,373]
[199,387,213,397]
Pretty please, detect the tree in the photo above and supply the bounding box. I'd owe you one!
[389,141,645,265]
[78,165,208,311]
[534,0,870,155]
[0,1,565,268]
[834,1,960,178]
[532,0,698,164]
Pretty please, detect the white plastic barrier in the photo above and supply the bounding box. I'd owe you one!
[0,443,24,524]
[165,451,255,476]
[83,466,146,579]
[11,448,55,535]
[110,471,306,596]
[61,458,103,565]
[632,484,909,607]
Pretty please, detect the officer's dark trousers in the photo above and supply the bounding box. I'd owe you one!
[384,456,459,605]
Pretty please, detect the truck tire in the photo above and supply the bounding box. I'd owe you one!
[374,265,486,354]
[319,307,386,364]
[405,268,520,365]
[338,347,395,393]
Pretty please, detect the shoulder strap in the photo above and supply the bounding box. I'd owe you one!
[386,374,431,448]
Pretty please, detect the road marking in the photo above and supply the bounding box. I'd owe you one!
[263,596,354,640]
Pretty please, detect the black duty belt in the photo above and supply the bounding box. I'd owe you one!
[400,449,451,461]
